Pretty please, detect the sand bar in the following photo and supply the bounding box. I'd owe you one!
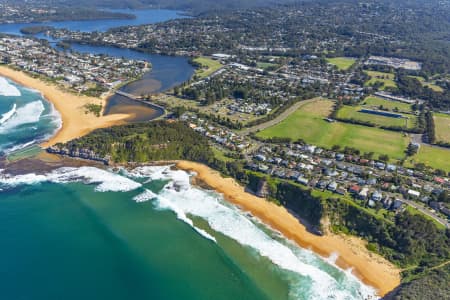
[176,160,401,297]
[0,66,129,146]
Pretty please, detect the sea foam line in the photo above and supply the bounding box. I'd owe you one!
[0,103,17,125]
[0,77,21,97]
[131,166,377,300]
[0,166,142,192]
[0,100,44,133]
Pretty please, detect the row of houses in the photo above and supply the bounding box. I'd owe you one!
[0,36,149,95]
[247,143,449,219]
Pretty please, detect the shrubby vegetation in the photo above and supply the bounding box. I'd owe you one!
[59,120,449,297]
[388,263,450,300]
[245,171,450,269]
[83,103,102,117]
[61,121,215,163]
[396,74,450,111]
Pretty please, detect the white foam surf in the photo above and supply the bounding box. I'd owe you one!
[0,103,17,125]
[0,165,377,299]
[133,189,157,202]
[131,166,377,300]
[0,166,142,192]
[3,139,37,154]
[0,77,21,97]
[0,100,44,132]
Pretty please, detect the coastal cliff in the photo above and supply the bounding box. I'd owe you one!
[50,120,449,297]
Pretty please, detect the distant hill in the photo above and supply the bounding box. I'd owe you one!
[7,0,446,13]
[35,0,299,13]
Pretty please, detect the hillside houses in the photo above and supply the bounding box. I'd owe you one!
[0,36,148,96]
[244,142,449,220]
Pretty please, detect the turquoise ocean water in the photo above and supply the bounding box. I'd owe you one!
[0,77,60,155]
[1,10,378,298]
[0,165,378,300]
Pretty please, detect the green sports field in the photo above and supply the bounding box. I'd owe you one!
[406,145,450,172]
[193,57,223,78]
[256,62,277,70]
[362,96,413,113]
[336,105,417,129]
[365,71,397,90]
[256,100,409,160]
[434,113,450,143]
[326,57,356,70]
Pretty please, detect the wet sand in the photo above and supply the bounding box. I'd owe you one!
[0,66,129,147]
[176,161,401,297]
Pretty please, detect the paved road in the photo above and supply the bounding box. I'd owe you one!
[237,96,449,228]
[240,98,322,136]
[399,198,449,228]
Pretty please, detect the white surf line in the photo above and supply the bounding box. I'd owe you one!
[0,77,21,97]
[0,103,17,125]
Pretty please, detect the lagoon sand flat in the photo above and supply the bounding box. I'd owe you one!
[176,161,401,297]
[0,66,129,146]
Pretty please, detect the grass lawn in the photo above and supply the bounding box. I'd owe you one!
[161,95,261,125]
[365,71,397,90]
[256,62,277,70]
[406,145,450,172]
[336,105,416,129]
[326,57,356,70]
[408,76,444,92]
[363,96,413,113]
[212,147,234,162]
[434,113,450,143]
[193,57,223,78]
[256,99,409,160]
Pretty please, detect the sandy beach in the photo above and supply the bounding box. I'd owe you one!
[176,160,401,297]
[0,66,129,147]
[0,65,401,296]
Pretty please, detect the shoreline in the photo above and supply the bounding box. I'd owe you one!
[0,65,130,147]
[175,160,401,297]
[1,153,401,296]
[0,64,401,296]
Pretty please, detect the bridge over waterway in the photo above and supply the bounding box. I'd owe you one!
[114,90,166,112]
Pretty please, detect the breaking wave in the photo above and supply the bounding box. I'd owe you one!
[0,77,21,97]
[0,165,377,299]
[129,166,378,299]
[0,166,142,192]
[133,189,157,202]
[0,100,44,132]
[0,103,16,125]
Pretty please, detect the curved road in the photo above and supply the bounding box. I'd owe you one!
[237,97,449,228]
[240,97,323,136]
[399,197,449,228]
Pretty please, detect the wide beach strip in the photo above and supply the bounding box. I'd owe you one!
[176,161,401,297]
[0,66,129,146]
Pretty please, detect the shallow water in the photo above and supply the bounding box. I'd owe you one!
[0,78,60,154]
[0,9,195,122]
[0,165,377,300]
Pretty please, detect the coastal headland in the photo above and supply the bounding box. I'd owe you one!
[0,66,401,297]
[176,160,401,297]
[0,66,129,147]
